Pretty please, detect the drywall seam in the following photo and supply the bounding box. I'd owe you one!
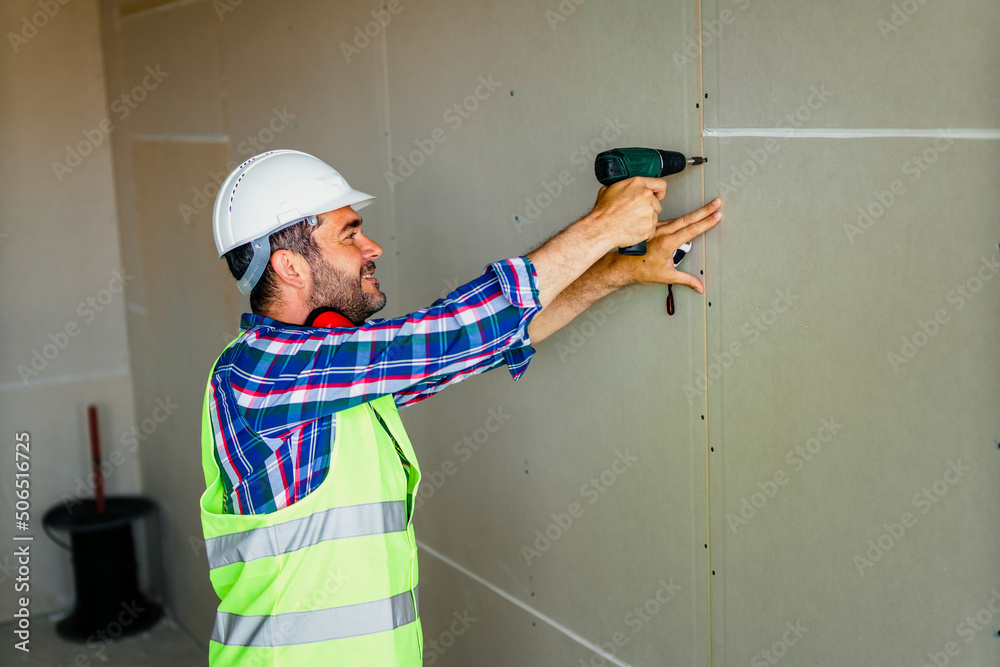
[378,1,401,330]
[694,0,714,666]
[131,134,229,143]
[417,541,634,667]
[703,128,1000,139]
[0,367,131,392]
[214,10,231,153]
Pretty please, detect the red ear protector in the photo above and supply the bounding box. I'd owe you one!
[305,307,357,328]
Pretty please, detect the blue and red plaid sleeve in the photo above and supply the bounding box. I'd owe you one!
[392,259,540,408]
[207,256,541,514]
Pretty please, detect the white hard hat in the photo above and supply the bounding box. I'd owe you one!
[213,149,375,294]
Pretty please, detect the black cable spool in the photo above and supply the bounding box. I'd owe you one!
[42,495,162,642]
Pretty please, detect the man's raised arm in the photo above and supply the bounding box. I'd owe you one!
[527,197,723,345]
[524,177,665,308]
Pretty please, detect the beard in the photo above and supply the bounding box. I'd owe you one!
[305,253,386,325]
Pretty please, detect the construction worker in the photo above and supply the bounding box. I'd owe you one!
[199,149,722,666]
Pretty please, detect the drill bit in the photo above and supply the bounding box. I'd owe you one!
[687,156,707,165]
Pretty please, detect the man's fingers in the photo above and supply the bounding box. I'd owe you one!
[669,271,704,294]
[630,176,667,200]
[669,210,722,246]
[661,197,722,233]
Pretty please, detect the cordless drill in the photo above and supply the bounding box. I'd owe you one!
[594,148,707,256]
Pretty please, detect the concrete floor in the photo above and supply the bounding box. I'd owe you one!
[1,610,206,666]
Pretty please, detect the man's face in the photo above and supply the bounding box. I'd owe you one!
[305,206,386,324]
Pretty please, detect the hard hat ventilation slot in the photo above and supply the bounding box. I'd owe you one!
[229,173,247,212]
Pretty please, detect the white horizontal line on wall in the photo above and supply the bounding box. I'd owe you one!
[417,540,634,667]
[120,0,205,22]
[0,367,130,393]
[703,128,1000,140]
[132,134,229,143]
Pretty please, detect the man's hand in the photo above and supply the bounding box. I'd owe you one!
[607,197,723,293]
[525,176,668,309]
[589,176,667,250]
[525,197,722,344]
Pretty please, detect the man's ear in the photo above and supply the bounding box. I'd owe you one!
[269,249,309,290]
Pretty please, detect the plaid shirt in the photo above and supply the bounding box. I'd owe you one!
[207,256,541,515]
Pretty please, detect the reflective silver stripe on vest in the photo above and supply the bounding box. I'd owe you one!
[205,500,406,570]
[212,589,417,647]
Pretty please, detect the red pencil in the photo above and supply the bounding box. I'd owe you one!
[87,405,105,514]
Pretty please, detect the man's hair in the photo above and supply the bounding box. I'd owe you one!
[223,219,324,315]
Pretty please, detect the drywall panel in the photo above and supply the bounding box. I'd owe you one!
[386,1,709,664]
[114,0,225,137]
[700,0,1000,129]
[217,0,399,309]
[385,0,705,300]
[0,0,140,619]
[703,136,1000,665]
[408,307,707,666]
[125,137,243,641]
[98,0,227,325]
[1,0,133,385]
[417,544,618,666]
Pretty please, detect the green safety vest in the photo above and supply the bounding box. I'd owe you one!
[199,337,423,666]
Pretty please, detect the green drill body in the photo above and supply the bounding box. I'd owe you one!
[594,147,706,255]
